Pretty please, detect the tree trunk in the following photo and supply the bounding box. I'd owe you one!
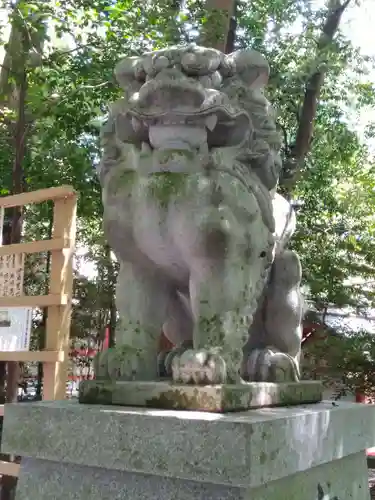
[200,0,236,52]
[0,0,45,495]
[0,2,19,427]
[281,0,352,191]
[6,31,28,407]
[224,0,237,53]
[0,21,29,500]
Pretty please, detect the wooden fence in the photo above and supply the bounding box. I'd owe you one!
[0,185,77,479]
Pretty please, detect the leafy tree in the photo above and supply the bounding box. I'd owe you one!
[72,244,118,345]
[0,0,372,415]
[302,328,375,399]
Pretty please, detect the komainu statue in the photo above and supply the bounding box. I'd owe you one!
[95,45,303,386]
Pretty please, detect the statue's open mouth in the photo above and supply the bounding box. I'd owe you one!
[116,108,250,154]
[115,77,252,152]
[133,118,210,173]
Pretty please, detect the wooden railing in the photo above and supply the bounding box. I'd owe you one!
[0,185,77,479]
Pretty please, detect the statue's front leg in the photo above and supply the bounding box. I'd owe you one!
[171,256,252,385]
[243,249,303,382]
[95,262,170,381]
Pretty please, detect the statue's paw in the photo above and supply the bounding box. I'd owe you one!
[157,346,190,378]
[94,346,157,381]
[171,349,227,384]
[243,347,300,382]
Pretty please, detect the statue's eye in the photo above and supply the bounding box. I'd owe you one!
[259,251,266,258]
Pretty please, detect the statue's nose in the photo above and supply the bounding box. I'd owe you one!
[149,124,208,151]
[137,79,205,112]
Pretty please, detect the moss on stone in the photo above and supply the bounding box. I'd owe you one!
[79,380,323,411]
[79,381,114,405]
[146,172,188,206]
[146,387,219,412]
[259,451,267,465]
[109,169,137,195]
[223,387,243,409]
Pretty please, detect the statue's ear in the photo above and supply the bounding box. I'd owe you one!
[207,111,251,148]
[115,112,148,145]
[114,56,146,90]
[245,68,269,89]
[228,49,270,90]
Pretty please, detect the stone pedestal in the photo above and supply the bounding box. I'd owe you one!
[2,400,375,499]
[78,379,323,411]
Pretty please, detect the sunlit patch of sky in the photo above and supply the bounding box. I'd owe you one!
[339,0,375,151]
[282,0,375,152]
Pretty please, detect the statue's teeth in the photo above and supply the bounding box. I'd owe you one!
[160,119,186,125]
[131,116,142,132]
[141,141,151,153]
[205,114,218,131]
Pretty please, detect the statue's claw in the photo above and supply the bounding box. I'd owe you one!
[157,346,190,378]
[243,347,300,383]
[171,349,227,384]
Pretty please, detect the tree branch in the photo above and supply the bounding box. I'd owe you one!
[278,121,289,146]
[200,0,236,52]
[224,0,237,53]
[280,0,352,191]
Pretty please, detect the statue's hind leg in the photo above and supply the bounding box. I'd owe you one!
[243,249,303,382]
[95,261,171,381]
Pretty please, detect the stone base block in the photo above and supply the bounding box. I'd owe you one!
[2,400,375,499]
[78,379,322,412]
[13,452,371,500]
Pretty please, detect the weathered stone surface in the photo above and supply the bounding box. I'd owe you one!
[14,458,242,500]
[3,400,375,489]
[78,379,323,412]
[94,44,305,388]
[13,452,371,500]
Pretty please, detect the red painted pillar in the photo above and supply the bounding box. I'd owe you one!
[355,390,366,403]
[103,327,110,350]
[159,331,174,352]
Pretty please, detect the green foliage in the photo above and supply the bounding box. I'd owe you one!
[289,84,375,309]
[0,0,374,364]
[303,330,375,396]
